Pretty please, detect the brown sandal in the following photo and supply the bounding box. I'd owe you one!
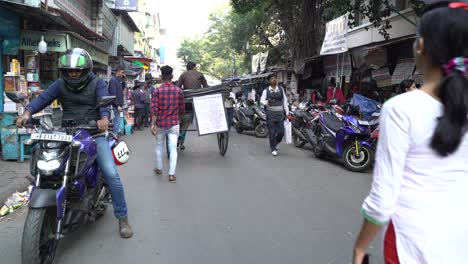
[168,175,176,182]
[154,168,163,175]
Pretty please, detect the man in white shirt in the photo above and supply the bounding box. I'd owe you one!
[260,75,289,156]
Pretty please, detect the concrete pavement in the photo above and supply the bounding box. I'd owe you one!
[0,129,383,264]
[0,160,31,205]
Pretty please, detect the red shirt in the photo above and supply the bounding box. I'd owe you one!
[151,82,185,129]
[326,87,346,104]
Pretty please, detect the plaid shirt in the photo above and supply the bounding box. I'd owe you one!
[151,82,185,129]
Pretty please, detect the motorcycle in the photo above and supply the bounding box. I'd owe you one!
[232,99,269,138]
[290,105,321,148]
[6,92,130,264]
[311,108,375,173]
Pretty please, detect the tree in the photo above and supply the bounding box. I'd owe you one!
[231,0,427,65]
[176,38,205,65]
[176,7,251,79]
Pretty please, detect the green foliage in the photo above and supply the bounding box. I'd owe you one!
[176,7,250,79]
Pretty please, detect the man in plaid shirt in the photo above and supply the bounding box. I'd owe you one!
[150,66,185,182]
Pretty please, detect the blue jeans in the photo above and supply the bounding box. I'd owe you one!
[155,125,180,175]
[113,108,121,135]
[95,137,128,219]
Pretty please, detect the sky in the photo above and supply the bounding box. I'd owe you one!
[151,0,230,76]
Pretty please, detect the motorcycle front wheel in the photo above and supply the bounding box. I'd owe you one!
[343,144,374,173]
[254,123,268,138]
[22,207,59,264]
[293,133,306,148]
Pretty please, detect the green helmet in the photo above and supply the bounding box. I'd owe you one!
[58,48,93,92]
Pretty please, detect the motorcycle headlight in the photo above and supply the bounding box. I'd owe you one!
[37,159,61,175]
[37,148,65,175]
[349,122,363,133]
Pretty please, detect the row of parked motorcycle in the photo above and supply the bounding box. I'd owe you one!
[232,93,381,173]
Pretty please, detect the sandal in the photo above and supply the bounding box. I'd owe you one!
[154,168,163,175]
[168,175,176,182]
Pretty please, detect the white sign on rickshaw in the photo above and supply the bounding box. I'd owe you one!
[193,94,228,136]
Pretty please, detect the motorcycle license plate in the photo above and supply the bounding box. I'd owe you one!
[31,133,73,142]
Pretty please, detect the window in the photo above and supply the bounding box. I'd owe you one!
[395,0,410,11]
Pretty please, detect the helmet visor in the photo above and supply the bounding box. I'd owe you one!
[58,53,92,70]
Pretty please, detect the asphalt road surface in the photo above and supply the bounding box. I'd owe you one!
[0,129,383,264]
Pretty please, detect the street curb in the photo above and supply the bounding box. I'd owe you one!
[0,176,32,205]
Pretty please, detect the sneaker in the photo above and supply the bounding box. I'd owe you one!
[118,217,133,238]
[272,150,278,156]
[169,175,176,182]
[179,142,186,150]
[154,168,163,175]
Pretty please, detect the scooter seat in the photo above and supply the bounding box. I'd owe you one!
[322,112,343,132]
[240,108,254,116]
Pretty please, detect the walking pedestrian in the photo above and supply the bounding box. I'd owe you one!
[224,89,237,130]
[260,75,289,156]
[176,61,209,150]
[151,65,185,183]
[131,81,145,130]
[353,2,468,263]
[143,77,153,128]
[108,65,125,135]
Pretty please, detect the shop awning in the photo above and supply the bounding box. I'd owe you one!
[0,1,64,29]
[66,31,109,66]
[47,6,105,41]
[0,1,105,41]
[124,56,153,65]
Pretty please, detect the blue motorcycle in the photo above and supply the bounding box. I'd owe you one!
[7,92,124,264]
[311,109,375,173]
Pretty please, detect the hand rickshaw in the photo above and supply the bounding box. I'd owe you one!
[166,85,231,157]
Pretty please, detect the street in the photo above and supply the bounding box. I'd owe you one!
[0,130,382,264]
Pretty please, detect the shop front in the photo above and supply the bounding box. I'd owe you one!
[0,5,20,113]
[0,30,110,161]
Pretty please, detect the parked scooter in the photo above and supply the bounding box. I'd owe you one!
[311,108,375,173]
[6,92,130,264]
[232,99,268,138]
[290,104,321,148]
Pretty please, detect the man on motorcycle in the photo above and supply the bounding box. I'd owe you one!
[260,75,289,156]
[15,48,133,239]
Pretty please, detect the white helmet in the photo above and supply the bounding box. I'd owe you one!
[112,140,130,165]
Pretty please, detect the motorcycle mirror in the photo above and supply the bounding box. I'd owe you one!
[5,91,26,104]
[97,96,116,108]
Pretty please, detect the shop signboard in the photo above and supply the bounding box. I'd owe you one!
[113,0,138,12]
[320,15,348,56]
[392,58,415,85]
[150,63,160,78]
[252,54,260,73]
[259,51,269,72]
[20,31,67,53]
[69,37,109,66]
[372,67,392,88]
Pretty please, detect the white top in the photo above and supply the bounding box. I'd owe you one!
[362,90,468,263]
[260,86,289,115]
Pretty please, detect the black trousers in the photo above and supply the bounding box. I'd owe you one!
[266,110,285,151]
[143,103,151,126]
[134,108,144,129]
